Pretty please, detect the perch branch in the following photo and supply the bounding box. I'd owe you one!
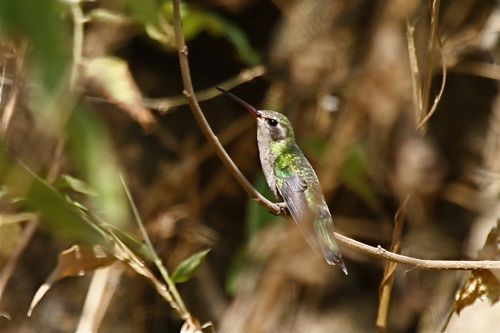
[171,0,500,272]
[334,233,500,270]
[172,0,281,215]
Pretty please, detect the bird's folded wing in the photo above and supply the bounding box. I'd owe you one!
[277,174,321,255]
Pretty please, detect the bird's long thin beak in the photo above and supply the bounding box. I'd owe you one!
[215,86,261,118]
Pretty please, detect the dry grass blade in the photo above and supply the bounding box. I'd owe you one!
[452,61,500,81]
[420,0,441,123]
[76,264,124,333]
[406,21,422,121]
[1,40,27,137]
[376,196,409,332]
[417,31,447,129]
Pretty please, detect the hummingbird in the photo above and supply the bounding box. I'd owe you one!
[216,87,347,275]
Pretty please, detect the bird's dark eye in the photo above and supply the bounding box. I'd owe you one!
[267,118,278,127]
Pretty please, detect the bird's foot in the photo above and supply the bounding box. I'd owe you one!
[272,202,288,216]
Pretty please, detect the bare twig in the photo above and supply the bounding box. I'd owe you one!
[334,232,500,270]
[171,0,281,215]
[0,218,39,302]
[0,63,5,105]
[143,65,266,113]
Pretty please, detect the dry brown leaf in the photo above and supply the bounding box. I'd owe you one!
[84,56,156,132]
[27,244,116,316]
[454,223,500,314]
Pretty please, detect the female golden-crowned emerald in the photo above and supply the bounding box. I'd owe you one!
[216,87,347,275]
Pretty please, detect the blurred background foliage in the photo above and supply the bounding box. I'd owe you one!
[0,0,499,332]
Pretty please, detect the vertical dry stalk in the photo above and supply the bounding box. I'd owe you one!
[418,0,447,130]
[421,0,441,120]
[376,196,409,332]
[407,21,423,121]
[1,40,28,137]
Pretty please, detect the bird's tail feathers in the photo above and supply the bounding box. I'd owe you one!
[324,248,348,275]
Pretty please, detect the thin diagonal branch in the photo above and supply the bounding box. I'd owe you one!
[143,65,266,113]
[172,0,281,215]
[171,0,500,272]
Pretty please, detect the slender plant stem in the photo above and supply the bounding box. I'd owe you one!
[120,176,191,321]
[70,0,84,89]
[0,218,39,301]
[171,0,281,215]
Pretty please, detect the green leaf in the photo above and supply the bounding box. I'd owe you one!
[0,0,69,94]
[162,3,260,65]
[0,149,104,244]
[67,105,129,227]
[0,0,70,134]
[106,225,156,262]
[117,0,163,25]
[57,174,98,197]
[171,249,211,284]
